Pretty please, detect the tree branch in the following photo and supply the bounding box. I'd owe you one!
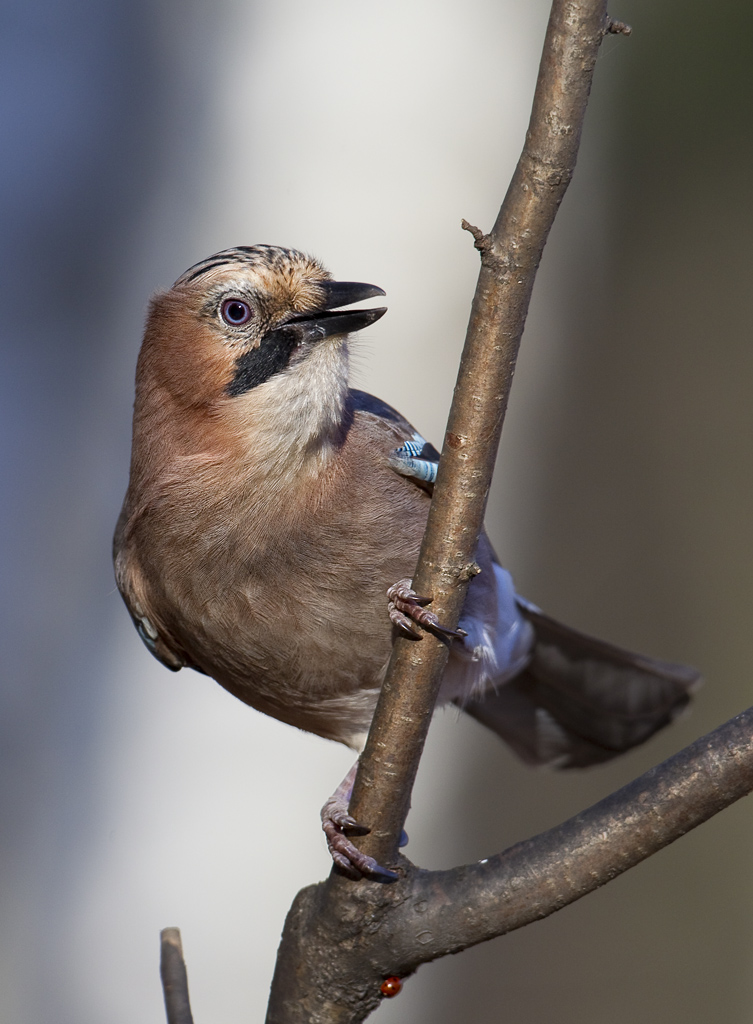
[389,704,753,963]
[347,0,613,874]
[160,928,195,1024]
[266,707,753,1023]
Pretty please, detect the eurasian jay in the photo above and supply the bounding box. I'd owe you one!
[114,245,700,879]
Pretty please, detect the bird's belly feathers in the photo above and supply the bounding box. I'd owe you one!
[125,460,429,747]
[119,457,541,748]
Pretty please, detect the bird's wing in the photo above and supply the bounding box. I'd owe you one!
[113,508,194,673]
[350,390,440,494]
[352,389,535,696]
[387,440,440,487]
[359,396,703,768]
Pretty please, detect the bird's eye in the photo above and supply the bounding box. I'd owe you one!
[220,298,254,325]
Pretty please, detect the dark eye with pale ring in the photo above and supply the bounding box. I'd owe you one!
[220,298,254,325]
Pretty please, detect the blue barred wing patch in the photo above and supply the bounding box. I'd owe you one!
[388,434,439,484]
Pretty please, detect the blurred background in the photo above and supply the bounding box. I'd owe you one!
[2,0,753,1020]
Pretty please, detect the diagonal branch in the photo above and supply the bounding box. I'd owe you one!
[346,0,613,872]
[388,705,753,964]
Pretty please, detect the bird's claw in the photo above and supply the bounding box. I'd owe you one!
[321,799,399,882]
[387,578,467,641]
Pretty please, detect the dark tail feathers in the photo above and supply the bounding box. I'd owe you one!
[459,600,702,768]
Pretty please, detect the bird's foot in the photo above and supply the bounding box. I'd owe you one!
[387,578,467,641]
[321,794,398,882]
[321,763,399,882]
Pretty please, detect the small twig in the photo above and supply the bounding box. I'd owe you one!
[460,218,485,245]
[460,219,502,268]
[607,18,632,35]
[160,928,195,1024]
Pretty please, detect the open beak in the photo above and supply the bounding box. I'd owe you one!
[228,281,388,397]
[287,281,387,340]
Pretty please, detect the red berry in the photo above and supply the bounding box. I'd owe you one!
[380,977,402,998]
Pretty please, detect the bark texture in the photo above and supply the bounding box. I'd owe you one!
[267,708,753,1023]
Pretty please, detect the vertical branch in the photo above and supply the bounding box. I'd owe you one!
[160,928,195,1024]
[266,2,633,1019]
[347,0,613,870]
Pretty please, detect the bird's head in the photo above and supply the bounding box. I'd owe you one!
[134,245,386,464]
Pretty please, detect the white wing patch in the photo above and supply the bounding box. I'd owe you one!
[136,615,159,652]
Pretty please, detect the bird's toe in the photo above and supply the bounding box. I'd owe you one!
[321,799,398,882]
[387,579,466,641]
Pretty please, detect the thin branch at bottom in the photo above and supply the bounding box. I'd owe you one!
[160,928,195,1024]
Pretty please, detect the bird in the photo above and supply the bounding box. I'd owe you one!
[114,244,701,880]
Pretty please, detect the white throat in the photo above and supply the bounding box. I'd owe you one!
[229,338,350,479]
